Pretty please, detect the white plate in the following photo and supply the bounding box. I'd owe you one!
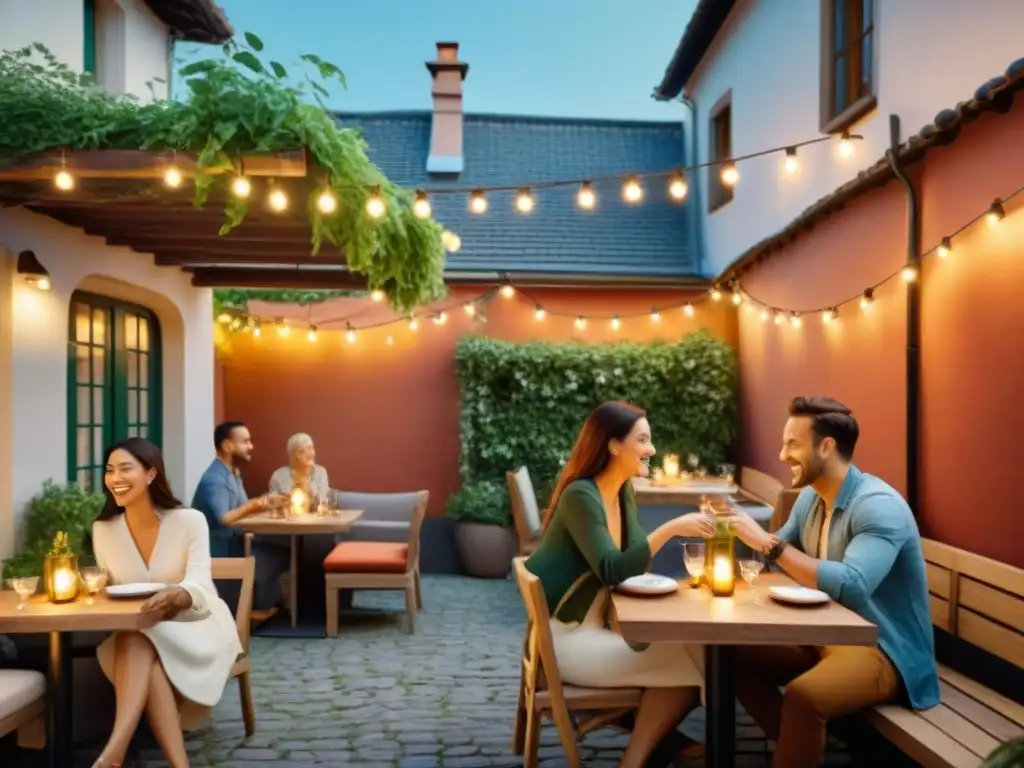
[768,585,831,605]
[105,583,165,599]
[616,574,679,596]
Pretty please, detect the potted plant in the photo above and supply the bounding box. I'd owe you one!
[446,480,516,578]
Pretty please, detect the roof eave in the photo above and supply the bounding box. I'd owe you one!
[653,0,737,101]
[143,0,234,45]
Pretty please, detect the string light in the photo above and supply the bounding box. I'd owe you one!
[252,321,261,337]
[433,311,448,326]
[307,326,318,342]
[441,230,462,252]
[275,318,290,337]
[386,335,394,345]
[267,186,288,212]
[987,198,1005,225]
[773,311,783,325]
[622,176,644,204]
[534,305,546,321]
[366,186,386,218]
[937,237,952,258]
[610,315,621,331]
[577,182,596,210]
[720,162,739,188]
[783,147,799,175]
[822,307,838,324]
[464,303,476,316]
[500,284,515,299]
[860,289,874,311]
[370,290,385,302]
[668,173,688,202]
[469,189,488,214]
[575,316,587,330]
[408,318,419,331]
[901,265,918,282]
[650,309,661,323]
[790,312,802,328]
[413,190,432,219]
[516,189,536,214]
[759,308,769,323]
[683,303,695,318]
[710,285,722,302]
[316,189,337,214]
[345,324,356,344]
[837,131,856,159]
[730,288,743,306]
[231,176,251,198]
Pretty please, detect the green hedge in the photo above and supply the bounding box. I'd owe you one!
[447,330,738,525]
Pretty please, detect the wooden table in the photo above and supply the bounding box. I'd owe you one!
[236,509,362,633]
[0,592,152,768]
[632,477,739,506]
[612,573,877,768]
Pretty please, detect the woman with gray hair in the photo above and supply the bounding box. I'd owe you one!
[269,432,331,502]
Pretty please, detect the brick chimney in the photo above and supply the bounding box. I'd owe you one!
[425,42,469,174]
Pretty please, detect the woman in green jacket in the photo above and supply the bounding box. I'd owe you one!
[526,401,714,768]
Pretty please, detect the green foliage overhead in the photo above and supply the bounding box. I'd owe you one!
[213,288,363,315]
[447,331,739,525]
[0,36,446,313]
[1,481,102,579]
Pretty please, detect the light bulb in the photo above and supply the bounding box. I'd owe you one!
[366,190,386,218]
[577,182,596,210]
[575,316,587,330]
[408,318,419,331]
[316,190,337,214]
[217,313,232,324]
[231,176,251,198]
[54,169,75,191]
[760,309,769,323]
[720,163,739,187]
[277,321,290,337]
[731,291,743,306]
[668,174,688,201]
[534,305,545,320]
[464,303,476,316]
[345,326,356,344]
[710,286,722,302]
[838,132,855,159]
[774,312,784,325]
[307,326,318,342]
[860,291,874,310]
[268,188,288,212]
[164,165,183,188]
[252,324,261,337]
[622,176,643,203]
[683,303,695,318]
[610,315,621,331]
[516,189,535,214]
[413,191,432,219]
[386,335,394,345]
[433,312,448,326]
[901,265,917,282]
[937,237,951,258]
[501,285,515,299]
[822,308,836,324]
[987,199,1005,226]
[790,313,802,328]
[783,148,799,175]
[650,309,661,323]
[369,290,385,303]
[469,190,488,214]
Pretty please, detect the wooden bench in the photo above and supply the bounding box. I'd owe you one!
[0,669,45,750]
[865,539,1024,767]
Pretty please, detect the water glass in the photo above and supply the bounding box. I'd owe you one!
[80,566,107,604]
[683,542,705,589]
[738,554,765,603]
[719,463,737,484]
[8,576,39,611]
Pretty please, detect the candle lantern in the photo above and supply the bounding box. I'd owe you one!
[43,531,80,604]
[662,453,680,480]
[289,486,309,516]
[704,512,736,597]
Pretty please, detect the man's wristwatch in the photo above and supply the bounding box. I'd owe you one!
[762,535,788,562]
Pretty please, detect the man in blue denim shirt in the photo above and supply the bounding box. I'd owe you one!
[191,420,289,610]
[728,397,939,768]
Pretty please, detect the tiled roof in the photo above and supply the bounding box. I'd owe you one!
[722,57,1024,281]
[653,0,737,101]
[142,0,233,44]
[336,111,698,279]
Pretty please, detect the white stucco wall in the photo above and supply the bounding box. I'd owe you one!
[683,0,1024,275]
[0,209,215,558]
[0,0,170,101]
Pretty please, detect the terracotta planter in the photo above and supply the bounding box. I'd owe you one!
[454,522,514,578]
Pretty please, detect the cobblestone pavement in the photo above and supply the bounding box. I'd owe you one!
[18,576,857,767]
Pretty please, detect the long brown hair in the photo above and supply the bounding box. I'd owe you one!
[97,437,183,520]
[542,401,646,531]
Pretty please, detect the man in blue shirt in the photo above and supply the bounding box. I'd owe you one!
[192,420,289,610]
[728,396,939,768]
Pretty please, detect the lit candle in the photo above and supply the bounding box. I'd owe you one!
[52,567,78,603]
[290,486,308,516]
[710,555,735,597]
[663,454,680,480]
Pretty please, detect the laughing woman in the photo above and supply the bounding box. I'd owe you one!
[91,438,241,768]
[526,401,713,768]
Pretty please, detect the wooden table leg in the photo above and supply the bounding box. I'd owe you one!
[705,644,736,768]
[289,537,299,628]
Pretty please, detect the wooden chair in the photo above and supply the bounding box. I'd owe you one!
[771,488,800,533]
[211,546,257,738]
[0,669,45,749]
[737,466,783,531]
[864,539,1024,768]
[323,491,429,636]
[511,557,642,768]
[507,466,543,556]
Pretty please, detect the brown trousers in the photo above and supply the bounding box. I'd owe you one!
[734,644,901,768]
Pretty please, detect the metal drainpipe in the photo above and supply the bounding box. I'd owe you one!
[886,114,921,514]
[680,94,706,275]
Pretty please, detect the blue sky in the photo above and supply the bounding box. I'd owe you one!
[175,0,696,121]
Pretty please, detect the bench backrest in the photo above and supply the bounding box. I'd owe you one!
[739,466,783,507]
[923,538,1024,670]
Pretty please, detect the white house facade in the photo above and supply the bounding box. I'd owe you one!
[655,0,1024,276]
[0,0,232,559]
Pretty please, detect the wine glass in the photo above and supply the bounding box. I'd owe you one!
[718,463,736,485]
[683,542,705,589]
[738,554,765,603]
[8,576,39,611]
[80,566,107,605]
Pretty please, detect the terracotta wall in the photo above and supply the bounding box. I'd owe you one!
[217,286,737,518]
[738,104,1024,567]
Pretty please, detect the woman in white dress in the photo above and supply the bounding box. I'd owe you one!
[268,432,331,501]
[91,437,242,768]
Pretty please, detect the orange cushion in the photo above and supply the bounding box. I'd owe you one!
[324,542,409,574]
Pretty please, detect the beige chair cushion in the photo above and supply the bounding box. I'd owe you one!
[513,467,542,537]
[0,669,45,720]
